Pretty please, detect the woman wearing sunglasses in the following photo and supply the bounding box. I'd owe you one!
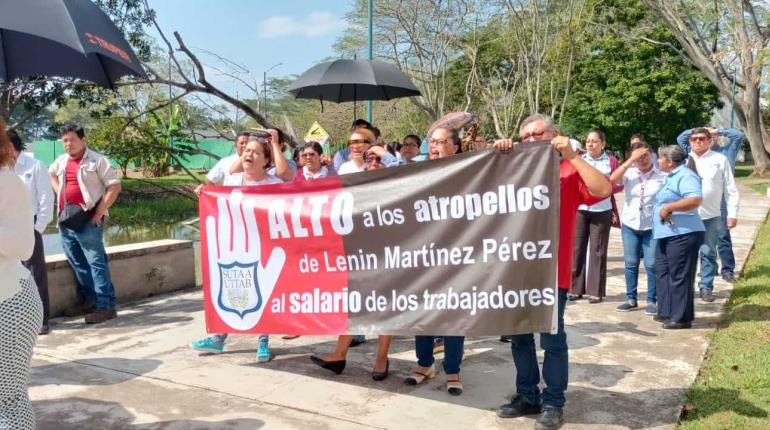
[310,127,398,381]
[337,128,398,174]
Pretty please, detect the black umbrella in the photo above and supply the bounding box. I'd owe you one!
[288,59,420,103]
[0,0,148,88]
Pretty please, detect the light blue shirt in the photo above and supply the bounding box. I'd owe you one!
[578,152,613,212]
[653,165,705,239]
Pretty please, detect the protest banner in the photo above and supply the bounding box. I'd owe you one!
[200,141,561,336]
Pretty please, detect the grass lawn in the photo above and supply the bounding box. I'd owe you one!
[734,163,769,195]
[677,189,770,429]
[109,172,201,225]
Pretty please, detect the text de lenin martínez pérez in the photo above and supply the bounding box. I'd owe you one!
[262,182,555,317]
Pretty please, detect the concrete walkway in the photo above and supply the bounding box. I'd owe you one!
[30,183,770,430]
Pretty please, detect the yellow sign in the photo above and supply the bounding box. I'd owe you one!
[304,121,330,141]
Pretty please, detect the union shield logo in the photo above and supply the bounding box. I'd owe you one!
[217,261,262,319]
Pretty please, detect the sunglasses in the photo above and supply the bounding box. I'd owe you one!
[689,136,708,142]
[348,138,370,145]
[301,152,319,158]
[248,134,270,144]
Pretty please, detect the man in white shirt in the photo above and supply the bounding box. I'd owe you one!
[9,130,54,334]
[199,132,250,190]
[687,128,739,302]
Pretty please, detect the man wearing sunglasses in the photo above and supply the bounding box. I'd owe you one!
[676,126,744,283]
[683,128,739,303]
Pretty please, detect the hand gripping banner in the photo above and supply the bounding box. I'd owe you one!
[200,141,561,336]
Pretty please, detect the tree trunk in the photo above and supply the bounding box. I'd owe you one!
[741,84,770,175]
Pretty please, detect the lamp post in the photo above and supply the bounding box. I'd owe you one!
[366,0,373,124]
[263,62,282,120]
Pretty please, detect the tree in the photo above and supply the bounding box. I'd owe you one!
[642,0,770,174]
[561,3,722,150]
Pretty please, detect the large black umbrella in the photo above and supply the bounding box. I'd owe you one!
[288,59,420,103]
[0,0,148,88]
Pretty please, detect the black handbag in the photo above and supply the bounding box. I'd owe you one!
[58,169,97,231]
[59,203,91,231]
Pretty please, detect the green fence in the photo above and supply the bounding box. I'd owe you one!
[32,139,235,170]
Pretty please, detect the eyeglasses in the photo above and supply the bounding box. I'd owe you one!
[520,130,552,141]
[348,138,370,145]
[366,154,382,164]
[301,152,319,158]
[689,136,708,142]
[429,138,451,146]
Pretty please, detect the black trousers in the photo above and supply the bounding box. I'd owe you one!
[22,229,49,325]
[571,209,613,298]
[656,231,704,324]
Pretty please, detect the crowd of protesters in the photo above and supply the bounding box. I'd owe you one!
[0,110,745,429]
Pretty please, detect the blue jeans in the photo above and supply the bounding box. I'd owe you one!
[510,289,568,409]
[415,335,464,374]
[60,222,116,310]
[620,225,657,303]
[718,199,735,275]
[699,217,721,291]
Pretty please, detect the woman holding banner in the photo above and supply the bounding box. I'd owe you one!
[310,128,395,381]
[190,136,283,362]
[403,127,466,396]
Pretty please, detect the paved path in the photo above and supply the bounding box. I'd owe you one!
[30,183,769,430]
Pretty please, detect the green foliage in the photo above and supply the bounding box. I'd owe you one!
[561,1,722,150]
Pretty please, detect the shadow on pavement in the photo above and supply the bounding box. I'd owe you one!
[31,357,162,387]
[34,397,264,430]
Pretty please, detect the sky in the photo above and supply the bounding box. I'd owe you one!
[147,0,352,103]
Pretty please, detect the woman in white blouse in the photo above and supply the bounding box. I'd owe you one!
[609,140,667,315]
[0,119,43,429]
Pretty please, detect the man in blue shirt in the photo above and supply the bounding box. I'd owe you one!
[677,127,745,283]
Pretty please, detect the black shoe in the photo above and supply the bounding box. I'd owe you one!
[535,407,564,430]
[722,273,736,283]
[700,288,715,303]
[653,314,669,322]
[587,297,603,304]
[372,360,389,381]
[567,294,582,301]
[662,321,692,330]
[310,355,346,375]
[497,395,543,418]
[39,324,50,335]
[349,337,365,347]
[499,335,513,343]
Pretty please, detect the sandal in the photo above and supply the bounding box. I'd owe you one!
[404,365,436,385]
[446,374,463,395]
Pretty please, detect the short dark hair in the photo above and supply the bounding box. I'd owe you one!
[351,118,372,131]
[7,130,24,152]
[371,127,381,139]
[587,129,605,142]
[60,124,85,139]
[300,141,324,155]
[690,127,711,138]
[236,131,250,140]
